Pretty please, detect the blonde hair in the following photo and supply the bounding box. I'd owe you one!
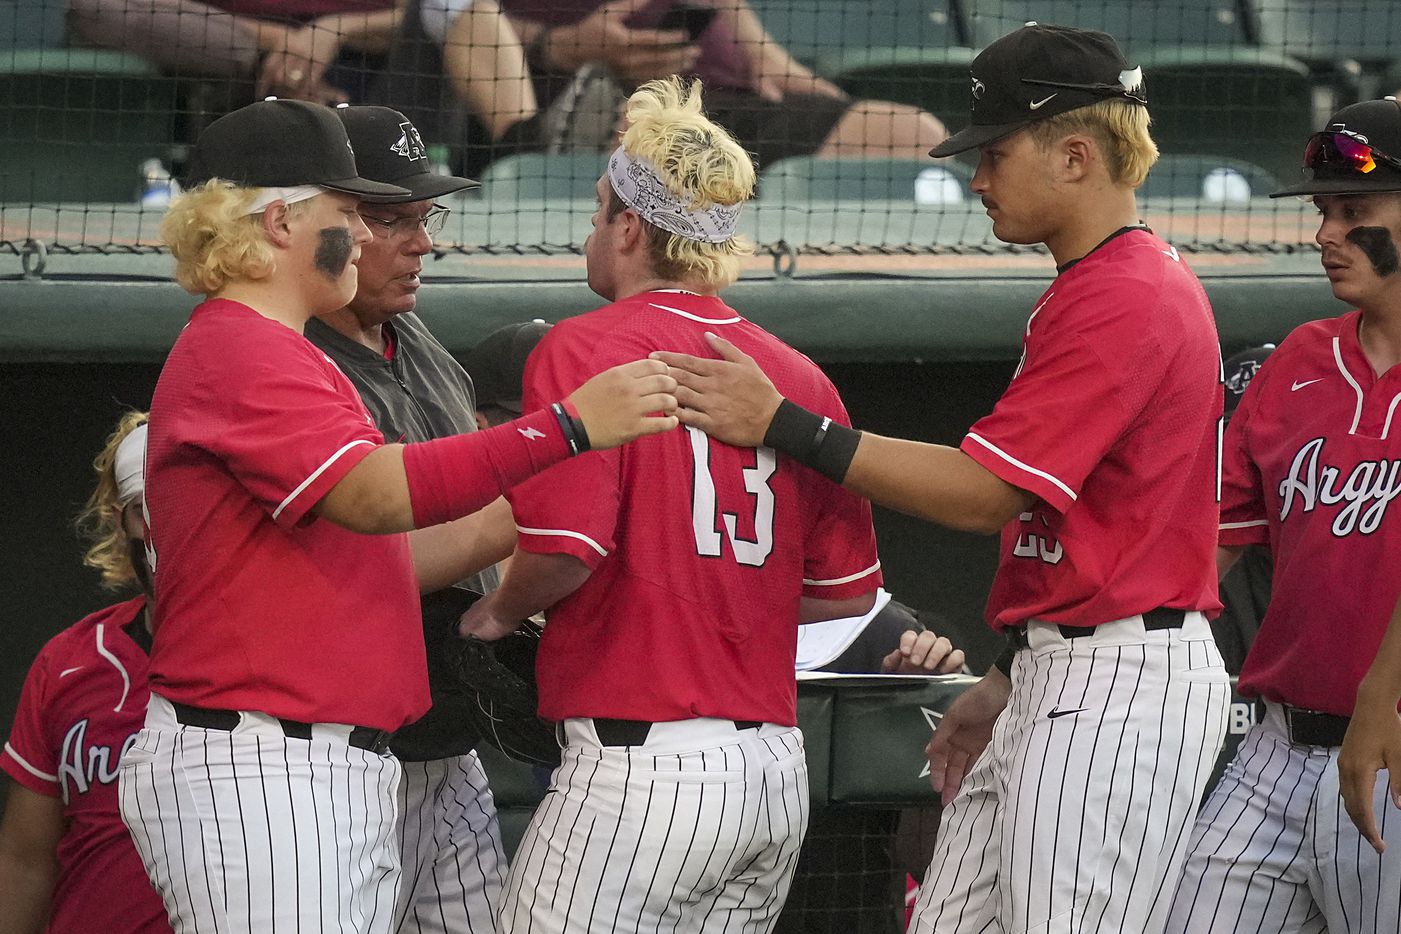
[162,181,312,295]
[1028,98,1159,188]
[76,410,148,590]
[611,77,756,288]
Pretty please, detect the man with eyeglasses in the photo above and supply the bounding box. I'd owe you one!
[1165,97,1401,933]
[305,104,515,934]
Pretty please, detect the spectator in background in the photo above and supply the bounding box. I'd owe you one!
[1212,343,1275,675]
[0,413,168,934]
[421,0,948,170]
[68,0,405,105]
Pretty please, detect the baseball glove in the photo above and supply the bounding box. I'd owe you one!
[454,618,561,769]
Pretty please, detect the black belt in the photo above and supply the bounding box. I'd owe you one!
[170,701,391,755]
[1256,700,1351,747]
[1007,607,1187,650]
[591,717,763,747]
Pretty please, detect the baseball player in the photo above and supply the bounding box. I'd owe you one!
[306,103,516,934]
[654,24,1230,933]
[457,76,883,933]
[0,412,169,934]
[1165,98,1401,933]
[117,98,679,934]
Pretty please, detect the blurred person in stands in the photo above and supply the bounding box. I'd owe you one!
[420,0,948,165]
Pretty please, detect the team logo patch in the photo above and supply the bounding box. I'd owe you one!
[970,77,986,101]
[1224,357,1262,396]
[391,121,427,162]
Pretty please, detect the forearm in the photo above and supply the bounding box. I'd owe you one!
[842,435,1034,535]
[718,1,806,78]
[312,8,402,53]
[0,853,53,934]
[1216,544,1246,581]
[443,0,537,137]
[1359,598,1401,705]
[489,549,593,620]
[408,496,516,592]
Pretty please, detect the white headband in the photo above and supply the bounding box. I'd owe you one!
[114,423,148,506]
[242,185,326,216]
[607,147,741,244]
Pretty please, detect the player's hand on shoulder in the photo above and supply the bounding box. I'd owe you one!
[925,669,1011,806]
[650,332,783,448]
[882,630,965,674]
[1337,685,1401,854]
[567,359,679,449]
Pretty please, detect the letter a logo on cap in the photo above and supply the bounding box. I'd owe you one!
[391,122,427,162]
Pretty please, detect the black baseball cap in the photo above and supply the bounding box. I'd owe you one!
[1223,344,1275,419]
[185,99,410,201]
[337,105,480,202]
[930,23,1148,158]
[1271,98,1401,198]
[465,320,553,414]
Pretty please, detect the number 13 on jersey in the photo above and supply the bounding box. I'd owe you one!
[686,425,776,567]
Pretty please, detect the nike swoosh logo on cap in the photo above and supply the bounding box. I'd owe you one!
[1291,378,1324,391]
[1029,94,1058,110]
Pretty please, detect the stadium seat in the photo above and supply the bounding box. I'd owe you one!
[966,0,1251,52]
[0,49,176,202]
[1137,47,1313,186]
[0,0,66,49]
[760,156,973,204]
[477,152,609,202]
[749,0,970,66]
[1253,0,1401,68]
[1140,154,1281,200]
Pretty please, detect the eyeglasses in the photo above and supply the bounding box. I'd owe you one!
[1303,131,1401,177]
[359,204,450,239]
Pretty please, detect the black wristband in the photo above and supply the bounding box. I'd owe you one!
[762,399,860,484]
[992,640,1017,678]
[550,402,591,456]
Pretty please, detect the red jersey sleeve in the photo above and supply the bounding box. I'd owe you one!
[798,389,882,599]
[1219,362,1271,547]
[506,328,623,568]
[196,339,385,528]
[1,646,60,798]
[962,281,1164,513]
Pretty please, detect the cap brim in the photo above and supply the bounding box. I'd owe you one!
[1270,174,1401,198]
[930,119,1032,158]
[375,172,482,203]
[322,176,416,202]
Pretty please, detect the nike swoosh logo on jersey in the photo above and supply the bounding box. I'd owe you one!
[59,666,85,677]
[1047,706,1089,719]
[1029,94,1058,110]
[1291,378,1324,391]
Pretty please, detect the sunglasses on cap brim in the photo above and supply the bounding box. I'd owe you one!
[1304,131,1401,176]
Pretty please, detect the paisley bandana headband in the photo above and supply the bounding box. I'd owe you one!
[607,147,740,244]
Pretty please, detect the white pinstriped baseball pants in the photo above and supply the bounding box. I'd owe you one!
[1165,701,1401,933]
[393,753,507,934]
[909,612,1231,934]
[498,717,809,934]
[118,692,403,934]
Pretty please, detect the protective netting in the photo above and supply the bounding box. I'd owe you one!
[1,0,1396,258]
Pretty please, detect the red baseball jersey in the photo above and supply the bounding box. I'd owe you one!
[1,598,170,934]
[1221,310,1401,716]
[508,291,882,726]
[146,299,428,731]
[961,229,1223,630]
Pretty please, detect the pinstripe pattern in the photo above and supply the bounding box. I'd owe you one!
[392,753,507,933]
[117,693,403,933]
[910,613,1230,934]
[1165,701,1401,933]
[498,720,808,934]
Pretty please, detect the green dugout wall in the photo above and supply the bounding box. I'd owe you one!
[0,260,1341,810]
